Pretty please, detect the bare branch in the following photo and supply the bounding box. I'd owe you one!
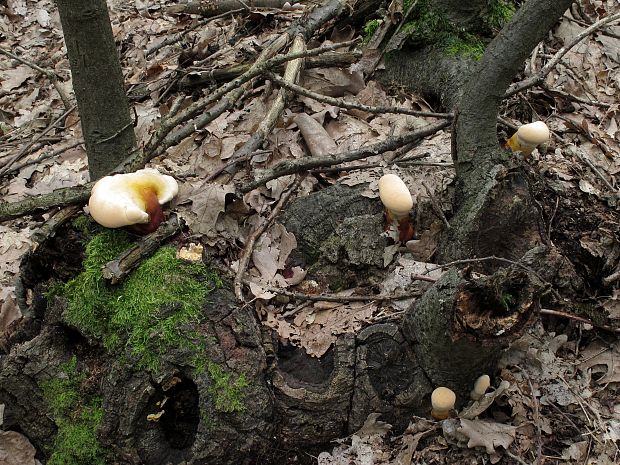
[241,120,450,192]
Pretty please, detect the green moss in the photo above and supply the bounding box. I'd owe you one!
[444,34,485,60]
[362,19,382,45]
[40,356,107,465]
[486,0,515,31]
[402,1,486,60]
[71,215,93,235]
[59,230,221,371]
[207,362,247,413]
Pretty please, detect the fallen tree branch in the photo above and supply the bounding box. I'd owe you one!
[266,71,453,118]
[240,119,450,192]
[177,51,361,89]
[2,140,83,177]
[145,13,354,155]
[251,286,423,302]
[102,214,183,284]
[229,35,306,163]
[0,183,94,222]
[166,0,289,16]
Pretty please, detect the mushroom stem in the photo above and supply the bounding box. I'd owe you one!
[127,188,164,235]
[378,174,414,242]
[470,374,491,401]
[384,209,414,242]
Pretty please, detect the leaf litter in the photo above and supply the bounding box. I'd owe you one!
[0,0,619,463]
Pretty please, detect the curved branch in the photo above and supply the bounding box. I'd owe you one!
[455,0,574,177]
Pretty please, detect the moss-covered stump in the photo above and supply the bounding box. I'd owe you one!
[1,224,274,464]
[98,287,274,464]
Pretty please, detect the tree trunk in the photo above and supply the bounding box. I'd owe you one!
[56,0,137,180]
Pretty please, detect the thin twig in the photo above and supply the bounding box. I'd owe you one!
[0,47,72,109]
[3,140,83,176]
[234,176,303,301]
[308,153,430,175]
[422,181,449,229]
[0,105,77,177]
[145,38,360,155]
[540,308,620,334]
[146,11,244,57]
[266,71,453,119]
[228,35,307,163]
[506,12,620,97]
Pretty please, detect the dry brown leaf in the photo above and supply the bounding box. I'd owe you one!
[300,68,365,97]
[1,65,35,92]
[457,418,517,454]
[579,341,620,384]
[354,413,392,439]
[176,181,235,237]
[0,430,39,465]
[294,113,338,157]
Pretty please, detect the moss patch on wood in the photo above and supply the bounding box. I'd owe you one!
[54,229,220,371]
[40,356,107,465]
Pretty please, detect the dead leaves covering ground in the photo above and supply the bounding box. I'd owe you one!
[0,0,619,463]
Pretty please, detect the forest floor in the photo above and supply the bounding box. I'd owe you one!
[1,0,620,464]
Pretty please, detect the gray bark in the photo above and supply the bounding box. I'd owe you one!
[56,0,137,180]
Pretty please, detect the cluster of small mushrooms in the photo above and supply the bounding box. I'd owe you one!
[431,375,491,420]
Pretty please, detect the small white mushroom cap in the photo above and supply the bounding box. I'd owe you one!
[516,121,550,147]
[88,168,178,228]
[431,386,456,420]
[378,174,413,219]
[470,374,491,401]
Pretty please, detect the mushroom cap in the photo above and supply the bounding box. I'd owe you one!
[88,168,178,228]
[378,174,413,217]
[431,386,456,419]
[516,121,549,147]
[471,374,491,400]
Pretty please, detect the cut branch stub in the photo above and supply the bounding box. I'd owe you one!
[400,267,541,402]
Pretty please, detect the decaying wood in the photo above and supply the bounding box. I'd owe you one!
[401,266,541,401]
[166,0,290,17]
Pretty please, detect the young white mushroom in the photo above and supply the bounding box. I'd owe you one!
[431,386,456,420]
[470,374,491,401]
[505,121,550,157]
[88,168,178,234]
[378,173,414,242]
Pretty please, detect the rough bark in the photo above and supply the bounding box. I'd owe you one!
[440,0,574,263]
[56,0,137,180]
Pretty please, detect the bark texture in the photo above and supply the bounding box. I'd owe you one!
[56,0,137,180]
